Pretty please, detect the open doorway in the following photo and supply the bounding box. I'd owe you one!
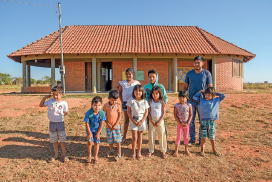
[207,60,212,76]
[101,62,112,91]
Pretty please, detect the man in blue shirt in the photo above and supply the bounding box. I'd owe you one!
[184,56,213,145]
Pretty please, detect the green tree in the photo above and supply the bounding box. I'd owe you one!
[42,76,51,84]
[31,78,36,84]
[12,77,23,85]
[0,73,12,85]
[37,79,44,84]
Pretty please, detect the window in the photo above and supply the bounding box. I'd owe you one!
[233,59,243,77]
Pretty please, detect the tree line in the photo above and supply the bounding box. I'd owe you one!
[0,73,56,85]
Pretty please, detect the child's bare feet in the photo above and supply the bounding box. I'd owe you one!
[173,152,178,157]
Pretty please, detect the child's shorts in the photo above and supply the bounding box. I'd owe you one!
[86,131,100,144]
[49,122,66,143]
[106,125,122,144]
[122,102,127,111]
[199,120,216,140]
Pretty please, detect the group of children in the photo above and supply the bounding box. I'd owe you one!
[40,68,225,163]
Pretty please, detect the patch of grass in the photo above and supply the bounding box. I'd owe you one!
[21,126,35,131]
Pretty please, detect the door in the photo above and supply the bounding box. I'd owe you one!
[101,62,112,91]
[85,62,92,92]
[208,60,212,76]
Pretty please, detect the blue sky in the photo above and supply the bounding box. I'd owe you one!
[0,0,271,82]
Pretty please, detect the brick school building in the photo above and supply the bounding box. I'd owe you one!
[7,25,255,93]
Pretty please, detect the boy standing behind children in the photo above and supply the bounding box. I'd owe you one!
[39,86,69,163]
[84,96,106,164]
[103,90,122,161]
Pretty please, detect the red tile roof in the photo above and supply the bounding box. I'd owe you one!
[8,25,255,62]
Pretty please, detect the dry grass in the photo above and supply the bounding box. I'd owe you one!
[0,89,271,181]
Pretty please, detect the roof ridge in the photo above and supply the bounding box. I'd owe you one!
[46,26,71,54]
[196,27,220,54]
[199,27,256,56]
[66,25,197,27]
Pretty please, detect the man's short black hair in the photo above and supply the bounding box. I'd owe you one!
[91,96,103,105]
[109,90,119,99]
[194,56,204,62]
[52,85,64,94]
[148,69,157,76]
[178,90,189,99]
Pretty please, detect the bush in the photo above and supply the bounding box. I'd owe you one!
[0,73,12,85]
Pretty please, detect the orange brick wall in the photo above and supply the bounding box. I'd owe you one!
[22,86,51,93]
[112,59,169,90]
[65,62,85,91]
[216,58,243,91]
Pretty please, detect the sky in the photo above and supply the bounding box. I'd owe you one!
[0,0,271,82]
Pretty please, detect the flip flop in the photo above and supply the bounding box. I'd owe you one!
[213,152,222,157]
[137,155,143,160]
[93,159,100,164]
[161,152,167,159]
[200,152,205,157]
[130,154,136,160]
[48,157,56,163]
[86,157,92,163]
[146,152,153,158]
[63,156,69,163]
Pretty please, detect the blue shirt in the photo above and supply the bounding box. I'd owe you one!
[185,69,212,103]
[193,92,225,121]
[84,110,106,132]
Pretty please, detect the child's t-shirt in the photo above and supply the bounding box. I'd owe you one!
[174,103,191,124]
[126,97,149,121]
[84,110,106,132]
[44,99,68,122]
[150,100,163,119]
[120,80,140,102]
[103,102,122,127]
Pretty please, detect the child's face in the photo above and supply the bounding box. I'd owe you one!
[205,93,213,100]
[179,96,187,104]
[52,91,63,101]
[126,72,133,81]
[152,90,160,101]
[92,102,102,112]
[148,73,157,84]
[108,98,118,105]
[134,88,143,99]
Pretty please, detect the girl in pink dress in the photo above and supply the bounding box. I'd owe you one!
[173,90,192,156]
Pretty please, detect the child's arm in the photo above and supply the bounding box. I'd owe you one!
[174,105,184,127]
[155,101,166,126]
[86,122,92,141]
[127,106,138,125]
[95,120,105,140]
[148,101,156,127]
[112,111,122,130]
[39,94,51,107]
[118,84,123,103]
[193,91,203,104]
[103,105,113,130]
[216,92,226,102]
[184,105,193,127]
[138,108,148,126]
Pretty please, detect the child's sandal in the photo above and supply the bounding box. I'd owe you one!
[93,159,100,164]
[86,157,92,163]
[137,155,143,160]
[63,156,69,163]
[200,152,205,157]
[161,152,167,159]
[48,157,56,163]
[147,152,153,158]
[213,152,222,157]
[130,154,136,160]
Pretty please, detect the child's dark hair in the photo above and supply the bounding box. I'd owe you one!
[132,84,146,99]
[52,85,64,94]
[178,90,189,99]
[148,69,157,76]
[125,68,134,75]
[91,96,103,105]
[205,87,216,97]
[149,86,164,101]
[109,90,119,99]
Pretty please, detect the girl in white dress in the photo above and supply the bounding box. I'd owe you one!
[126,84,149,160]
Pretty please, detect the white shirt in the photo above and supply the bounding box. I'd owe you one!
[120,80,140,102]
[150,100,162,118]
[44,99,68,122]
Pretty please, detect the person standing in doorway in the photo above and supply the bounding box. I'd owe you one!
[183,56,213,145]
